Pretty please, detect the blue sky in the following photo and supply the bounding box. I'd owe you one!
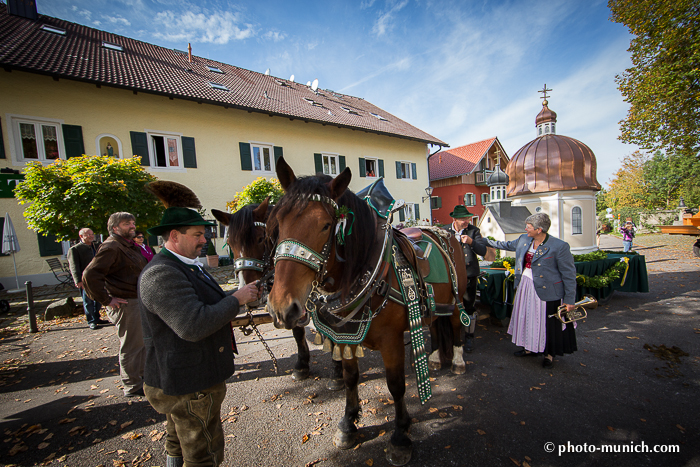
[38,0,638,187]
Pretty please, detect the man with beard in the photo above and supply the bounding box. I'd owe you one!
[84,212,148,397]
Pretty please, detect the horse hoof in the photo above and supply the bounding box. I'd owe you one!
[386,440,413,466]
[451,363,466,375]
[332,429,357,450]
[428,360,441,371]
[292,368,310,381]
[326,378,344,391]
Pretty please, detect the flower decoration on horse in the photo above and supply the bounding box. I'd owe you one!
[335,205,354,246]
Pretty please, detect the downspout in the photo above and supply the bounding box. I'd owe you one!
[426,144,443,226]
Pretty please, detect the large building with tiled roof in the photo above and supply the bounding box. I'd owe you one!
[428,137,508,225]
[0,2,446,286]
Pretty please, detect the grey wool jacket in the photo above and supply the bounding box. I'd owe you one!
[138,250,243,396]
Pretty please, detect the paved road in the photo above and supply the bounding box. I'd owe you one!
[0,235,698,466]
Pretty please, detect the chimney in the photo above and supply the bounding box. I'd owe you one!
[7,0,39,20]
[188,43,192,63]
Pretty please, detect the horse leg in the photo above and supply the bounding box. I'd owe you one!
[382,343,413,466]
[291,326,310,381]
[326,342,345,391]
[333,357,360,450]
[428,325,441,371]
[451,314,466,375]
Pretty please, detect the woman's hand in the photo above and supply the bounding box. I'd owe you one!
[564,303,575,312]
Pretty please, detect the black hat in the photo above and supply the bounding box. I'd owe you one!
[449,205,474,218]
[147,207,215,236]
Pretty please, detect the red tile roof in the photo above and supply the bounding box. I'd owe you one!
[429,137,500,180]
[0,5,446,146]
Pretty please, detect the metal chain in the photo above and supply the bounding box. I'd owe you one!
[244,305,279,374]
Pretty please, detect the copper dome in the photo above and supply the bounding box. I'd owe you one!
[506,134,601,196]
[536,100,557,125]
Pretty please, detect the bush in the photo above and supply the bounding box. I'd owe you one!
[207,241,216,256]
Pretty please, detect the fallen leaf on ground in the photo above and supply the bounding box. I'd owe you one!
[366,459,373,466]
[302,434,309,444]
[477,429,486,435]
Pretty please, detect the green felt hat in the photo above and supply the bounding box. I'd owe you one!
[449,205,474,218]
[147,207,216,236]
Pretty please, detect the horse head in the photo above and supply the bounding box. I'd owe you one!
[212,197,271,290]
[267,157,377,329]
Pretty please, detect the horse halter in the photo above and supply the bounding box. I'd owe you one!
[233,221,268,275]
[273,194,338,280]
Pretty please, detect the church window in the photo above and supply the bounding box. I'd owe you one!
[572,206,582,235]
[538,126,542,135]
[545,125,550,134]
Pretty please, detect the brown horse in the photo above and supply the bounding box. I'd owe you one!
[266,157,468,465]
[212,200,343,389]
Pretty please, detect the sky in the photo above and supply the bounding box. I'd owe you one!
[37,0,639,187]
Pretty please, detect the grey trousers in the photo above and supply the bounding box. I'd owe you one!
[145,382,227,467]
[105,298,145,395]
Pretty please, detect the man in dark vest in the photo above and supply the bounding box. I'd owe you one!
[445,205,487,352]
[139,193,259,467]
[67,228,108,330]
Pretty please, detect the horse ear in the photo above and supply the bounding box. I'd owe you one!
[328,167,352,200]
[276,156,296,191]
[211,209,230,226]
[253,197,270,222]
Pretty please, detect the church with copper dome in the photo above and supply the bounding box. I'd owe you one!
[479,87,601,254]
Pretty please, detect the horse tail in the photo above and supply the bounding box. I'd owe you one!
[435,316,454,364]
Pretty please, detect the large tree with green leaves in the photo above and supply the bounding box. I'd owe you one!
[609,0,700,156]
[15,156,163,240]
[604,150,649,210]
[642,152,700,208]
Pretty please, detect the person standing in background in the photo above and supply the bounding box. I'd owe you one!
[67,228,109,330]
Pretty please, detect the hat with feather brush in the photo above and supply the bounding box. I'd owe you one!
[144,181,216,236]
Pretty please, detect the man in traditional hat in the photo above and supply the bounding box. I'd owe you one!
[83,213,147,396]
[138,182,260,467]
[445,205,487,352]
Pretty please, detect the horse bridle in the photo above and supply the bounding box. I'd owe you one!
[232,221,268,275]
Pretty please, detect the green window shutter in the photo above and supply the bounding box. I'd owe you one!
[411,162,417,180]
[182,136,197,168]
[378,159,384,178]
[314,153,323,174]
[273,146,283,163]
[239,142,252,171]
[0,217,6,255]
[395,161,402,179]
[0,118,5,159]
[415,204,420,220]
[62,124,84,159]
[399,209,405,222]
[437,197,442,209]
[339,155,346,171]
[38,232,63,257]
[358,157,366,177]
[130,131,150,166]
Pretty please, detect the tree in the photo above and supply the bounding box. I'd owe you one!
[609,0,700,156]
[225,177,283,212]
[15,156,163,240]
[605,151,648,210]
[596,187,609,213]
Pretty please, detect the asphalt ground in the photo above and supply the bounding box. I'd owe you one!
[0,234,698,467]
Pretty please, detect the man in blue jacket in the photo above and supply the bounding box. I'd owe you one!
[139,204,259,467]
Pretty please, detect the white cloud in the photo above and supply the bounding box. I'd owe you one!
[106,15,131,27]
[153,10,255,44]
[263,31,287,42]
[372,0,409,36]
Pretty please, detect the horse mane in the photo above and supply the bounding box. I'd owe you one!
[228,203,261,253]
[268,174,377,298]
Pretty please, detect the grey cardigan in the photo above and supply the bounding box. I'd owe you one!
[485,234,577,305]
[138,251,242,396]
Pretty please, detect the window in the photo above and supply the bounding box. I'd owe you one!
[481,193,489,205]
[464,193,476,206]
[322,154,339,176]
[251,143,274,173]
[41,25,66,35]
[572,206,582,235]
[207,66,223,73]
[396,161,416,180]
[208,82,228,91]
[11,117,64,162]
[102,41,123,52]
[365,158,377,178]
[430,197,442,209]
[149,133,182,168]
[404,203,415,221]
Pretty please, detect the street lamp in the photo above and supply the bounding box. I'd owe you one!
[422,186,434,203]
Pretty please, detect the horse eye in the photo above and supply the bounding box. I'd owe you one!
[257,236,264,244]
[321,223,331,232]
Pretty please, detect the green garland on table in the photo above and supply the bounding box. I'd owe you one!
[487,251,631,289]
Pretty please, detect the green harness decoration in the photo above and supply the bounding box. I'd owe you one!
[392,244,432,404]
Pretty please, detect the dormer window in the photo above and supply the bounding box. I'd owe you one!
[102,41,123,52]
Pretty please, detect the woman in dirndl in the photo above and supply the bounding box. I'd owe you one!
[484,213,577,368]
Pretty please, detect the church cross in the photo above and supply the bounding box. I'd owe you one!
[539,84,552,101]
